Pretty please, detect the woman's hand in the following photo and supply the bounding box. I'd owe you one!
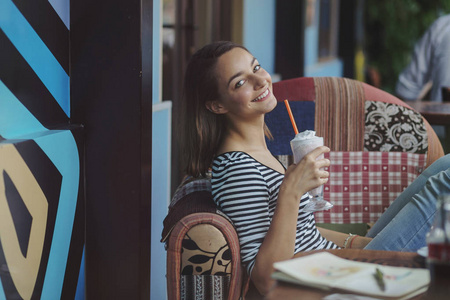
[280,146,331,201]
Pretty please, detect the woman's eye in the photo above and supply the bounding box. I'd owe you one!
[235,79,245,88]
[254,64,261,72]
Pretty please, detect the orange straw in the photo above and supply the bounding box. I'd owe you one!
[284,99,299,135]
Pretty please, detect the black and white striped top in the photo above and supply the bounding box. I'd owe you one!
[211,151,338,275]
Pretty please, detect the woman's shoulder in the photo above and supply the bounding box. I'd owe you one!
[212,151,260,174]
[214,151,251,162]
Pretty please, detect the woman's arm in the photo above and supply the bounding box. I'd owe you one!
[250,189,303,294]
[250,146,332,294]
[317,227,372,249]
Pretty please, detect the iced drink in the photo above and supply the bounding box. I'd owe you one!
[290,130,324,196]
[290,130,333,211]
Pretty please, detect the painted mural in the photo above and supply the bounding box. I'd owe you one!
[0,0,84,299]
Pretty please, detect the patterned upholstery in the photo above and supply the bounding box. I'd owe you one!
[269,76,444,224]
[162,77,445,300]
[317,151,427,223]
[314,77,366,151]
[362,79,443,164]
[179,224,232,299]
[181,224,231,275]
[163,178,245,300]
[269,77,443,165]
[180,275,230,300]
[364,101,427,153]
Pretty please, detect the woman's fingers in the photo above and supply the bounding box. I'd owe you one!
[301,147,330,169]
[317,158,331,169]
[308,146,330,159]
[282,146,331,198]
[318,169,329,179]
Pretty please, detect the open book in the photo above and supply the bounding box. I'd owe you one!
[272,252,430,299]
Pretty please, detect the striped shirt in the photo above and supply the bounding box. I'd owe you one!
[211,151,338,275]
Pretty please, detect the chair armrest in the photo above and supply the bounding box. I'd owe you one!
[166,212,244,300]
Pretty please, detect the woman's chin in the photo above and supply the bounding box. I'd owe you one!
[267,95,278,112]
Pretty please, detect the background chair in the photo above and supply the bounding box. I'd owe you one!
[162,77,445,300]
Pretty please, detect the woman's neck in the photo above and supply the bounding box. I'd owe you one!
[218,117,268,154]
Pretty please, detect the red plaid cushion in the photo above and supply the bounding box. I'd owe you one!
[315,151,427,223]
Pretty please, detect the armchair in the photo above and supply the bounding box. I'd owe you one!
[162,77,444,300]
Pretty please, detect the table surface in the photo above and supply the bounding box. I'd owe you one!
[265,249,427,300]
[406,101,450,126]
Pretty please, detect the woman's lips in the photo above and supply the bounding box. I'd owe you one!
[252,89,270,102]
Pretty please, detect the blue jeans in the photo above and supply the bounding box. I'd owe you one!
[364,154,450,251]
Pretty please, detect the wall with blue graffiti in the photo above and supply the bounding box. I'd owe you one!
[0,0,85,299]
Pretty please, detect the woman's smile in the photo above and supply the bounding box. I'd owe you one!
[251,88,270,102]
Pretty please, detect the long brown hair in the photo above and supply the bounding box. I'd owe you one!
[180,41,272,177]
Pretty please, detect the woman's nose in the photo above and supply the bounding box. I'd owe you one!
[253,74,267,89]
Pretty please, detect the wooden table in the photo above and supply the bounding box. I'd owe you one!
[406,101,450,126]
[265,249,427,300]
[407,100,450,154]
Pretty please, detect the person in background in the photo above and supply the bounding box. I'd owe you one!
[395,14,450,102]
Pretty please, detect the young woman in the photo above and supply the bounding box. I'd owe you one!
[180,41,450,295]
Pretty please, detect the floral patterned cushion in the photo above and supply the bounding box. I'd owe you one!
[364,101,428,153]
[179,224,232,299]
[181,224,232,275]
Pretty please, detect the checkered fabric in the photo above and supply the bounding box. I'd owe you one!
[315,151,427,223]
[171,177,212,207]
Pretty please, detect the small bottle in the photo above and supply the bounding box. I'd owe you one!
[425,194,450,298]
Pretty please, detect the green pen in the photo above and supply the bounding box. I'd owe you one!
[373,267,386,291]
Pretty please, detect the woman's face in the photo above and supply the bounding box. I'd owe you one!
[213,47,277,120]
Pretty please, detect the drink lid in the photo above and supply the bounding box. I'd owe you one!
[293,130,320,141]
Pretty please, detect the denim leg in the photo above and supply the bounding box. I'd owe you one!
[364,154,450,251]
[366,154,450,238]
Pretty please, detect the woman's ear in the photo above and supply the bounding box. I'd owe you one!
[205,100,228,114]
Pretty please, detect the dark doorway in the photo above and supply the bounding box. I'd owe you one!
[163,0,232,193]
